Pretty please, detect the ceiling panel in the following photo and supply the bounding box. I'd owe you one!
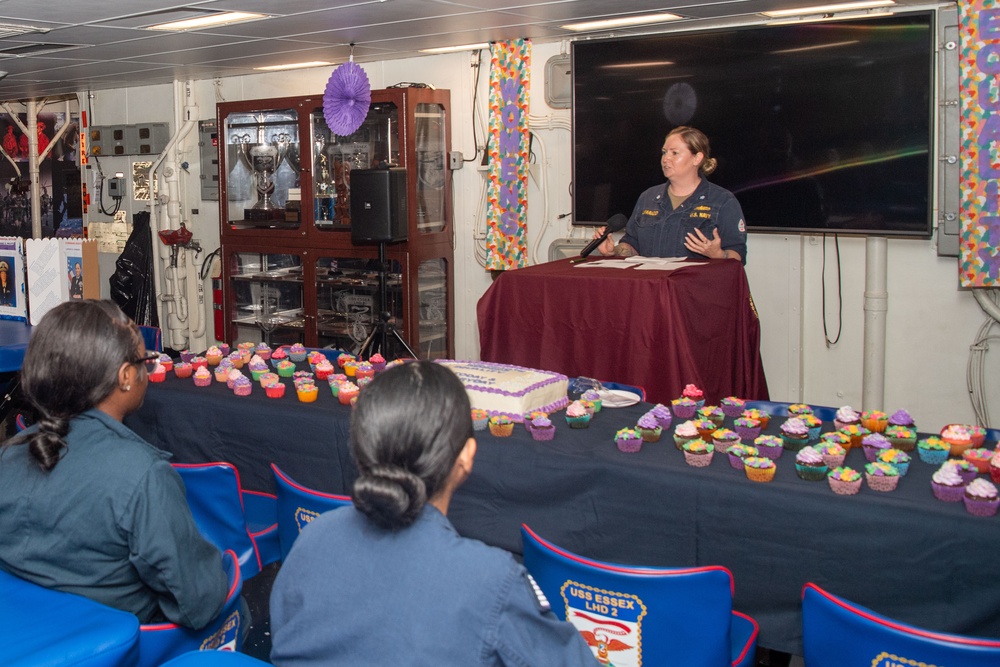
[0,0,940,98]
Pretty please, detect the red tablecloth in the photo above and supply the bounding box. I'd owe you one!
[477,258,768,405]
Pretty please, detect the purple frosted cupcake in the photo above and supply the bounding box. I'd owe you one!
[530,415,555,441]
[582,389,603,413]
[861,433,891,463]
[963,478,1000,516]
[733,417,761,442]
[288,343,307,362]
[636,413,662,442]
[232,374,253,397]
[795,446,829,481]
[616,427,643,453]
[720,396,746,419]
[650,403,672,430]
[931,463,966,502]
[671,397,698,419]
[887,408,916,430]
[754,434,784,460]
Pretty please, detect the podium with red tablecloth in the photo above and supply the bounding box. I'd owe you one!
[477,258,768,404]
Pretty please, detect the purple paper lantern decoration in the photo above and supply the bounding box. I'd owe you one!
[323,60,371,136]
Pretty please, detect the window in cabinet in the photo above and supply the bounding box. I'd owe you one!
[310,102,399,231]
[417,258,448,359]
[415,103,447,234]
[228,252,304,346]
[224,109,300,230]
[315,256,403,355]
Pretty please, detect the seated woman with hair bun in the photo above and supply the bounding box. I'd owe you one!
[0,299,228,629]
[270,360,597,666]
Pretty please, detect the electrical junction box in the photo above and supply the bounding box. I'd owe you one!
[126,123,169,155]
[198,119,219,201]
[107,175,126,198]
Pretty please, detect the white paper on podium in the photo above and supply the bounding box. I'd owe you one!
[624,256,691,270]
[574,259,636,269]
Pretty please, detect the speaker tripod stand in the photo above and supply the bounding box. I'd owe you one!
[358,241,418,360]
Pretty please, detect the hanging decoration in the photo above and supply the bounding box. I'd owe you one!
[485,39,530,271]
[323,46,371,137]
[959,1,1000,286]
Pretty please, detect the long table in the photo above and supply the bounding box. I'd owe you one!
[126,373,1000,655]
[477,258,769,405]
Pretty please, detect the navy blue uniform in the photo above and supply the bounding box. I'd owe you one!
[619,179,748,263]
[271,505,598,667]
[0,409,228,627]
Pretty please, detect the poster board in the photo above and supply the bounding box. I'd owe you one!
[0,236,27,321]
[26,237,99,324]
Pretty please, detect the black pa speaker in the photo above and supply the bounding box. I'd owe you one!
[350,168,407,243]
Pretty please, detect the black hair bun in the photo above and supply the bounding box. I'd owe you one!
[352,464,427,530]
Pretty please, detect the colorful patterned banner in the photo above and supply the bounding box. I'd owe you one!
[959,2,1000,286]
[485,39,530,271]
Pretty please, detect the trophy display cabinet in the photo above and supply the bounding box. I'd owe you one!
[216,88,453,359]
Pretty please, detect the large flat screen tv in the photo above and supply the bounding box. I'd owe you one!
[572,12,934,236]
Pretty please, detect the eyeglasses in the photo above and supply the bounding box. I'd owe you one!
[130,353,161,373]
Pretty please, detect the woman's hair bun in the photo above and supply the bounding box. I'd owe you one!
[352,464,427,530]
[701,156,718,175]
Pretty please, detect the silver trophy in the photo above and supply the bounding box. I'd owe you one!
[234,119,291,215]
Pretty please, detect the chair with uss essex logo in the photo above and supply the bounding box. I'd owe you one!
[521,524,758,667]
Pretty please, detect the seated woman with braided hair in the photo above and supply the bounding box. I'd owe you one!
[270,360,597,666]
[0,299,228,629]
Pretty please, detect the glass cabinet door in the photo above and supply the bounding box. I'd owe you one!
[228,252,304,345]
[223,109,300,230]
[315,256,403,356]
[310,101,399,232]
[415,103,447,234]
[417,258,448,359]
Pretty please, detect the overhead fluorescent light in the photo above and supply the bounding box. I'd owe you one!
[562,12,683,32]
[255,61,333,72]
[146,11,268,31]
[762,0,894,18]
[602,60,675,70]
[420,43,489,54]
[766,8,894,24]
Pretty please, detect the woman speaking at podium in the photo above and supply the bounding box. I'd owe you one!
[594,126,747,263]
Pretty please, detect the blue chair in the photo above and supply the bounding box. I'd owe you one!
[173,462,280,579]
[271,462,352,560]
[138,325,162,353]
[0,568,140,667]
[521,525,758,667]
[137,549,244,666]
[802,582,1000,667]
[160,650,271,666]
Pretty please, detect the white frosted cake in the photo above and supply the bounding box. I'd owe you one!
[437,360,569,423]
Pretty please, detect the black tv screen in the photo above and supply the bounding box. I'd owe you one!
[572,13,934,236]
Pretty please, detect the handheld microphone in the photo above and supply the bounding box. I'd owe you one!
[579,214,628,258]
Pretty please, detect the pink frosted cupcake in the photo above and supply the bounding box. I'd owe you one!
[313,360,334,380]
[338,382,359,406]
[190,356,208,371]
[248,355,268,381]
[720,396,746,418]
[963,448,992,474]
[337,353,356,369]
[682,439,713,466]
[753,434,784,460]
[964,478,1000,516]
[254,342,272,361]
[270,347,288,368]
[192,366,212,387]
[226,368,244,389]
[369,353,386,372]
[828,466,862,495]
[931,463,966,502]
[682,384,705,408]
[147,362,166,383]
[565,401,591,429]
[616,428,644,454]
[173,361,193,379]
[990,450,1000,484]
[205,345,223,366]
[673,421,699,450]
[940,424,974,457]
